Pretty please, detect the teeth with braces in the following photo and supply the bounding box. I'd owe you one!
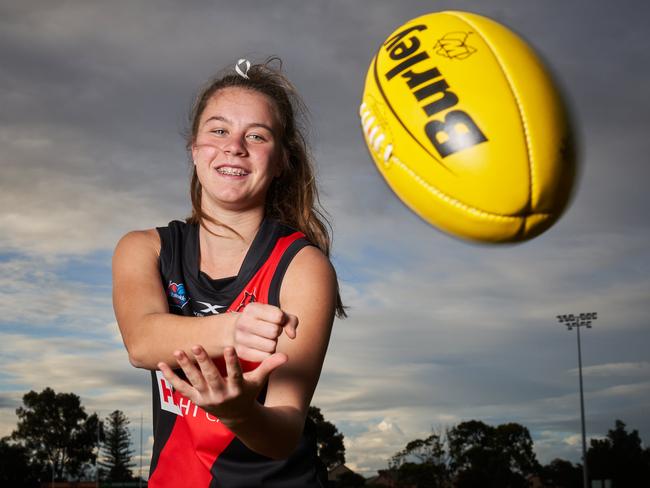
[217,167,249,176]
[359,102,393,163]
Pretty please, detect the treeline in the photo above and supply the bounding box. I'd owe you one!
[366,419,650,487]
[0,388,142,487]
[3,388,650,487]
[0,388,347,487]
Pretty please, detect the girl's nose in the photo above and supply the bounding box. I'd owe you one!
[222,134,247,157]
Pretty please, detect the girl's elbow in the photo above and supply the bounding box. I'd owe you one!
[118,324,152,369]
[128,352,147,369]
[124,341,150,369]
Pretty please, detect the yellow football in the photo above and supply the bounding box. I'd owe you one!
[360,11,575,243]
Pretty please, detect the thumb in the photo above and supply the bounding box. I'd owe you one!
[283,313,299,340]
[248,352,288,385]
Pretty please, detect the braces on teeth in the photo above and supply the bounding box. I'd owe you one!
[218,167,248,176]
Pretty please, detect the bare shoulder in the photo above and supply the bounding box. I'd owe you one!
[280,245,337,309]
[114,229,160,255]
[286,245,335,283]
[112,229,165,308]
[113,229,161,268]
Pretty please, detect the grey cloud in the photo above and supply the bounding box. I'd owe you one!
[0,392,21,410]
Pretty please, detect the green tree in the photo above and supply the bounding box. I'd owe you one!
[539,458,581,487]
[308,406,345,470]
[390,433,449,487]
[0,436,40,487]
[447,420,539,488]
[99,410,135,481]
[338,470,366,487]
[587,419,650,486]
[11,387,101,480]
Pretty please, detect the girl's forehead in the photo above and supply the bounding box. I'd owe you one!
[212,86,266,102]
[204,87,277,118]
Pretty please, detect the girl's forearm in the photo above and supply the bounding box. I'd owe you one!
[122,312,237,370]
[220,402,306,460]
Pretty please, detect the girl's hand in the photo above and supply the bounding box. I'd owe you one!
[157,345,287,423]
[233,302,298,362]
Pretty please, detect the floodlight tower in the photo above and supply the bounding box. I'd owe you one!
[140,411,144,488]
[556,312,597,488]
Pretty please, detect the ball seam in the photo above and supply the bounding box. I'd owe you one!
[446,11,536,219]
[390,154,550,223]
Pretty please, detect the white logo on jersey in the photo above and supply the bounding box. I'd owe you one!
[155,371,220,422]
[195,301,226,314]
[155,371,182,415]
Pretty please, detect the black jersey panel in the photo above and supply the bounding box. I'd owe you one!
[148,370,177,477]
[209,418,326,488]
[267,237,312,307]
[156,224,173,280]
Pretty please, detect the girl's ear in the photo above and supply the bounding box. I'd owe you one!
[191,143,198,166]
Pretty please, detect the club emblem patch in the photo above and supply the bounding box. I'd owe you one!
[167,281,189,309]
[235,289,257,312]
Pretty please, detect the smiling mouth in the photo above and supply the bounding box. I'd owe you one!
[216,166,250,176]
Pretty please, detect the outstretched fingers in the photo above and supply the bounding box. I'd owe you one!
[171,349,208,392]
[157,361,196,399]
[191,345,226,390]
[247,352,288,386]
[223,347,244,388]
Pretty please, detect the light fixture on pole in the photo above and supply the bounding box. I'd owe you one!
[556,312,597,488]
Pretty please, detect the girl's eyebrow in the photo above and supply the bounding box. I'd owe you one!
[205,115,274,133]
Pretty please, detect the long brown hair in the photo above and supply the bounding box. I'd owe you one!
[186,58,346,318]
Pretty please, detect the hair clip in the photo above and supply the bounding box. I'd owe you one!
[235,58,251,79]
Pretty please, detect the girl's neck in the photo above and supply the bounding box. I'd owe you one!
[200,205,264,241]
[197,208,265,280]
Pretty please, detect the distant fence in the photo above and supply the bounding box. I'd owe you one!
[41,483,147,488]
[100,484,147,488]
[41,484,97,488]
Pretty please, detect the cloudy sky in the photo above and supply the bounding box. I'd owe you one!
[1,0,649,479]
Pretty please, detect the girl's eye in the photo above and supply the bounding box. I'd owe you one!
[247,134,265,142]
[210,129,226,136]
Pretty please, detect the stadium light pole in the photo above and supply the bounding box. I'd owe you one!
[139,411,143,488]
[96,411,101,488]
[556,312,597,488]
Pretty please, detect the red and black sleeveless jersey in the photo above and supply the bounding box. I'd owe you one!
[150,218,327,487]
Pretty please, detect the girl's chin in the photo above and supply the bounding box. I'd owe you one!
[203,192,267,212]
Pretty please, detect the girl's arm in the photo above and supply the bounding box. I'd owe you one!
[234,245,336,457]
[112,230,297,369]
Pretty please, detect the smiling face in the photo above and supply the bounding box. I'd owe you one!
[191,87,284,213]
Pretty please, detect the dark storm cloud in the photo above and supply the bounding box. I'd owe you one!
[3,0,649,232]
